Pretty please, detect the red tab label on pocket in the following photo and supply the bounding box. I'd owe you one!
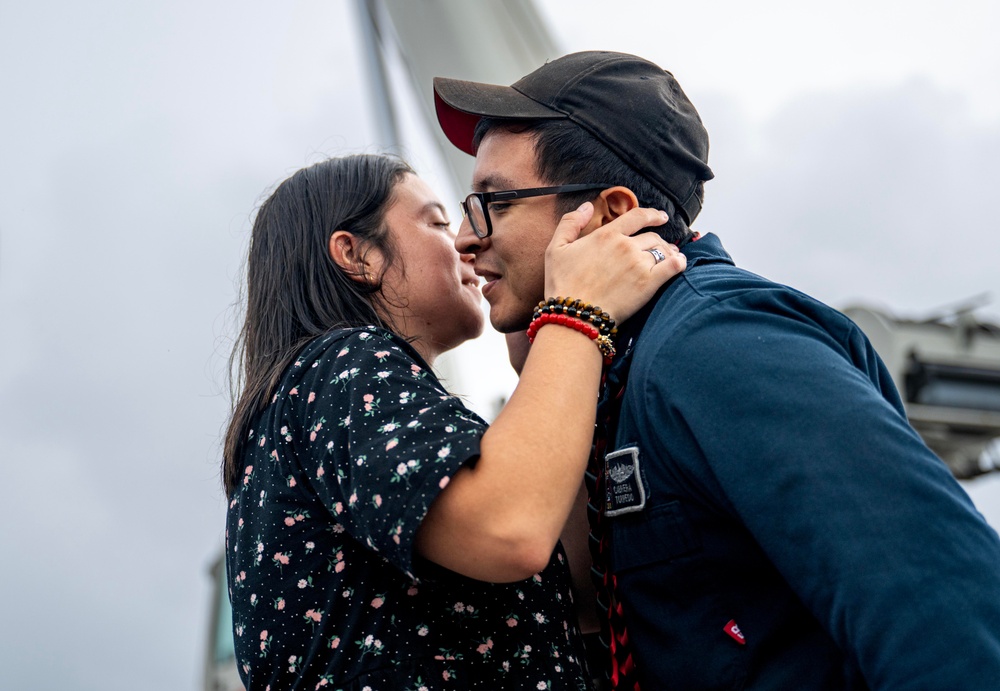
[724,619,746,645]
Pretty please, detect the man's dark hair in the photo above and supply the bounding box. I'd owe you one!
[473,118,694,245]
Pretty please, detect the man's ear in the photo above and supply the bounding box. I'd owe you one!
[328,230,381,283]
[583,187,639,234]
[598,186,639,219]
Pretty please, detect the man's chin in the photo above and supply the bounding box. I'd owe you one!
[488,311,533,335]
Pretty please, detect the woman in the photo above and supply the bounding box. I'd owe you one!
[224,154,681,690]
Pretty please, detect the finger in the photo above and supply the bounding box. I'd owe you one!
[597,207,669,238]
[547,201,595,250]
[648,246,687,275]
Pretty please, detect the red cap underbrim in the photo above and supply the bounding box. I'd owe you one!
[433,76,565,155]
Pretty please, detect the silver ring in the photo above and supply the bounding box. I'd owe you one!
[646,248,666,264]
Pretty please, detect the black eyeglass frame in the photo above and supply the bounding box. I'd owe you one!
[460,184,609,239]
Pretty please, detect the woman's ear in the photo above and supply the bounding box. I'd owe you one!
[328,230,382,284]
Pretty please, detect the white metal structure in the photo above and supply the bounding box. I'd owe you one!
[843,304,1000,478]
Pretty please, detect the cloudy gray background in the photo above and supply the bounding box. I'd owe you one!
[1,1,998,689]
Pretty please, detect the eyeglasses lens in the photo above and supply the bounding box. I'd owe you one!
[466,195,488,239]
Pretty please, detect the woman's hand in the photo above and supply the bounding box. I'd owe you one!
[544,202,685,323]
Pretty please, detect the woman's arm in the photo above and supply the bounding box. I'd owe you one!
[415,204,683,581]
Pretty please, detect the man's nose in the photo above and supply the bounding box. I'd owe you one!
[454,214,489,254]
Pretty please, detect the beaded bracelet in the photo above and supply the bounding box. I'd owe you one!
[532,296,617,338]
[526,312,616,364]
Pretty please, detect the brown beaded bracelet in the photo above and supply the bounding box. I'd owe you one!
[532,296,618,338]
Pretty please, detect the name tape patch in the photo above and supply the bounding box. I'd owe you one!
[604,446,647,516]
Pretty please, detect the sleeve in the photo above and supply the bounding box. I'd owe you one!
[644,298,1000,688]
[284,330,488,578]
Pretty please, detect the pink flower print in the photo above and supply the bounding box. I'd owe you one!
[287,476,296,488]
[308,391,316,403]
[396,463,407,475]
[317,465,325,478]
[407,586,419,596]
[310,431,317,441]
[453,602,465,613]
[270,449,279,461]
[439,476,450,489]
[329,636,340,649]
[335,560,345,573]
[305,541,315,551]
[411,364,422,373]
[506,617,518,627]
[259,437,266,447]
[373,494,382,507]
[284,517,296,527]
[437,445,451,459]
[260,629,269,640]
[374,350,390,359]
[385,438,398,451]
[280,426,288,435]
[238,518,244,529]
[417,625,429,636]
[250,593,258,606]
[371,597,384,609]
[534,612,547,624]
[273,552,290,565]
[298,579,308,588]
[294,360,302,367]
[294,514,305,522]
[376,370,390,379]
[476,638,494,655]
[289,387,299,395]
[275,598,285,611]
[349,492,358,506]
[305,609,322,622]
[338,348,348,357]
[334,502,343,514]
[533,573,543,583]
[443,671,451,680]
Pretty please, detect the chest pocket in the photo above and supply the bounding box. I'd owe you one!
[611,499,701,573]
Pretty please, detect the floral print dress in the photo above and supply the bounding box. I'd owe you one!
[226,327,591,690]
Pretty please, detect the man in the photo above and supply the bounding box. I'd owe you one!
[433,51,1000,690]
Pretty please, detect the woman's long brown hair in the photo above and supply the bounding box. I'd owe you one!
[223,155,412,496]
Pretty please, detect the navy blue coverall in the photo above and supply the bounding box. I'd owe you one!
[601,233,1000,689]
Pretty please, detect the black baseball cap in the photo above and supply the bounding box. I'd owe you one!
[434,51,714,224]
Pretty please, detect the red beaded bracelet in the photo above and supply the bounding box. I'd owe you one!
[526,312,615,364]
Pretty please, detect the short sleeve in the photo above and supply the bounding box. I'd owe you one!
[279,329,487,577]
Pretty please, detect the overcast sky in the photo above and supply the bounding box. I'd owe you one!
[1,1,998,689]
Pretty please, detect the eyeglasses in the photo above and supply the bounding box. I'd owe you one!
[460,184,609,239]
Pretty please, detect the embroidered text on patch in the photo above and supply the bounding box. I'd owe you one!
[604,446,647,516]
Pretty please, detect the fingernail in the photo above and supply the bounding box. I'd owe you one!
[659,210,669,220]
[577,201,592,212]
